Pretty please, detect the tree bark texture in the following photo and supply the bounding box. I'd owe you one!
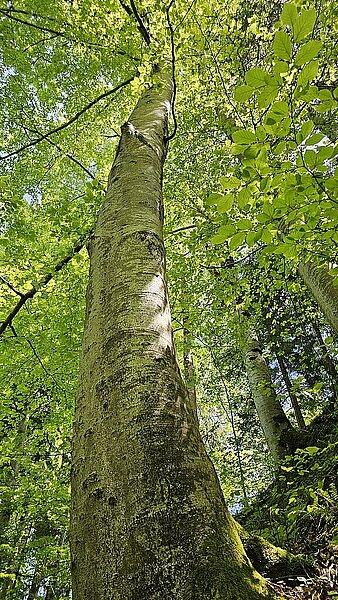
[275,353,306,429]
[299,261,338,335]
[243,335,299,462]
[311,319,338,402]
[182,321,198,419]
[71,77,272,600]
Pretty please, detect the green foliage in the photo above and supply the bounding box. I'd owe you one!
[1,0,338,596]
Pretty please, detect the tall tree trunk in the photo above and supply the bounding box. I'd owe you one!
[311,319,338,402]
[299,261,338,335]
[274,352,306,429]
[243,334,300,462]
[71,77,272,599]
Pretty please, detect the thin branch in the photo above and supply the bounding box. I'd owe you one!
[129,0,151,45]
[173,0,196,32]
[0,7,139,58]
[0,8,64,36]
[0,277,24,297]
[165,0,178,142]
[24,336,60,386]
[194,18,246,128]
[1,76,136,160]
[0,232,92,337]
[166,225,197,236]
[42,136,96,180]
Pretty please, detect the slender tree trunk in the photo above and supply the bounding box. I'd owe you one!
[71,76,272,599]
[274,352,306,429]
[299,261,338,335]
[182,320,198,418]
[243,334,300,462]
[311,319,338,402]
[27,568,39,600]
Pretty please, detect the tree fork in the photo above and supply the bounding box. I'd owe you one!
[70,74,274,599]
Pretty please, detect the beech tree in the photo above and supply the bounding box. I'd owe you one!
[1,0,337,597]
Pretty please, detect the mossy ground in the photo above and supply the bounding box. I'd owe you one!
[237,405,338,599]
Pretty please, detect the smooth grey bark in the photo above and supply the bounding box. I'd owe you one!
[182,321,198,419]
[71,76,271,600]
[299,261,338,335]
[311,319,338,402]
[243,334,300,462]
[275,352,306,430]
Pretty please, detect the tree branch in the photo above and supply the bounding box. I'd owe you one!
[0,276,24,298]
[0,232,92,337]
[41,136,96,180]
[165,0,178,142]
[129,0,151,45]
[0,7,140,57]
[1,76,136,160]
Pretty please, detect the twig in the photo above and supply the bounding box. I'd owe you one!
[0,277,24,297]
[166,225,197,236]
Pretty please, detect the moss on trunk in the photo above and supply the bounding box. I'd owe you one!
[71,75,276,600]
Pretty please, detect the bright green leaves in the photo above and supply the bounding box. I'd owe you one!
[295,40,322,66]
[273,31,292,61]
[280,3,298,27]
[229,231,246,251]
[211,224,236,244]
[234,85,253,102]
[217,194,235,213]
[209,0,336,266]
[232,130,256,144]
[297,60,319,88]
[245,68,269,88]
[293,8,317,43]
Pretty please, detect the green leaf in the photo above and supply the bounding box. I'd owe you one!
[220,176,241,189]
[297,60,319,88]
[273,31,292,61]
[271,173,284,188]
[315,100,336,113]
[246,230,259,247]
[229,231,246,250]
[256,125,267,141]
[216,194,234,213]
[211,224,236,244]
[305,133,324,145]
[257,85,279,109]
[301,120,314,139]
[270,100,289,118]
[274,61,289,75]
[280,3,298,27]
[237,219,252,230]
[245,68,269,88]
[295,40,322,66]
[238,187,251,209]
[305,446,320,455]
[261,228,273,243]
[232,129,256,144]
[273,141,286,155]
[234,85,253,102]
[304,149,316,167]
[293,9,317,43]
[206,192,223,206]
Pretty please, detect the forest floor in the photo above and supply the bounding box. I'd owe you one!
[239,405,338,600]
